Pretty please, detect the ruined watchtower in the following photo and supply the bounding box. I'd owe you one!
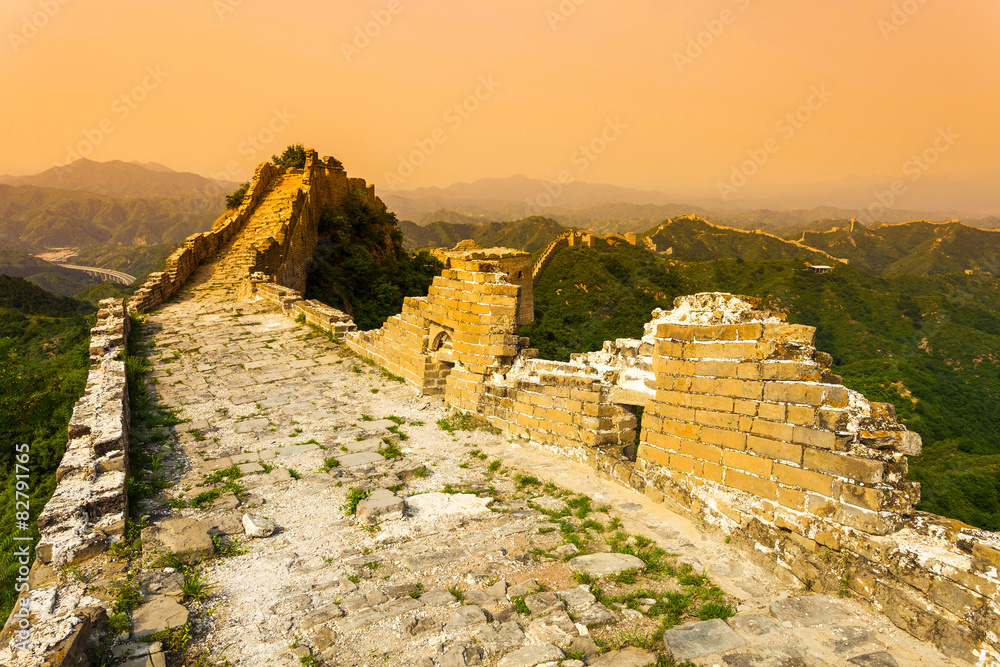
[430,240,534,325]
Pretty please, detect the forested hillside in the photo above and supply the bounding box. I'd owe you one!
[306,193,442,330]
[0,277,94,621]
[644,217,834,263]
[801,221,1000,275]
[524,240,1000,531]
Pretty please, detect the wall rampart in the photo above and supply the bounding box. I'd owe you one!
[128,162,279,312]
[0,298,132,666]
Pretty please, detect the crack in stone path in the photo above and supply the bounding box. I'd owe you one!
[121,242,964,667]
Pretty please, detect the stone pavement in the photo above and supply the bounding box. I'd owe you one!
[94,234,967,666]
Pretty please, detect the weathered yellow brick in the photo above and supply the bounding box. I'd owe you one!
[656,323,695,342]
[776,486,806,511]
[654,339,685,359]
[695,409,740,430]
[750,418,794,442]
[722,450,773,478]
[689,359,738,377]
[792,426,850,451]
[691,324,739,341]
[773,463,835,495]
[702,461,724,483]
[662,418,701,441]
[638,444,670,468]
[787,405,816,427]
[763,322,816,346]
[737,323,763,340]
[803,449,884,484]
[716,379,764,401]
[702,426,746,451]
[746,435,803,465]
[757,402,786,422]
[669,453,700,475]
[679,440,723,464]
[646,430,681,452]
[725,470,778,499]
[690,393,734,412]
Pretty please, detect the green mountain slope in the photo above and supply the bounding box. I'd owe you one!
[306,194,442,330]
[0,184,219,250]
[524,244,1000,531]
[802,221,1000,275]
[0,158,238,200]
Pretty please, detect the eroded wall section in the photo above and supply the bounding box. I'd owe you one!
[347,273,1000,665]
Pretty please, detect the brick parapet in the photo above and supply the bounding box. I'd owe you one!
[0,298,132,667]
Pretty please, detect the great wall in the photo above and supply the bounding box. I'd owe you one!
[3,150,999,667]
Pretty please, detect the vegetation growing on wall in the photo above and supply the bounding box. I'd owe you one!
[306,191,443,330]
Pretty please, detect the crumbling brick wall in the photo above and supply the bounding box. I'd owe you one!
[130,150,382,311]
[347,285,1000,664]
[344,259,523,399]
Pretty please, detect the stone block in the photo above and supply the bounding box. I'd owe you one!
[803,449,884,485]
[746,435,803,465]
[769,594,849,627]
[772,463,835,496]
[662,619,746,660]
[971,543,1000,577]
[724,470,777,500]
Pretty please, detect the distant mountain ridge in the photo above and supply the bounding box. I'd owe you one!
[0,184,220,250]
[398,217,566,254]
[0,158,238,200]
[385,175,991,233]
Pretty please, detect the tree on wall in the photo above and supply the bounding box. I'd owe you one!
[272,144,308,169]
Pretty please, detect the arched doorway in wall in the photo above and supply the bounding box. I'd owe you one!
[426,325,455,394]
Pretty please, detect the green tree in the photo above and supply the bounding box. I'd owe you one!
[305,191,442,330]
[272,143,308,169]
[225,182,249,209]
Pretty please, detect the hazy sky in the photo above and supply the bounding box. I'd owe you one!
[2,0,998,198]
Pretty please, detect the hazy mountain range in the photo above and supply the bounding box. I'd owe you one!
[385,174,1000,233]
[0,160,238,251]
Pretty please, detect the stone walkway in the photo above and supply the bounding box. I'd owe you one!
[106,235,967,667]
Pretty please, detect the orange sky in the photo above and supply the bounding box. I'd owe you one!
[1,0,998,198]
